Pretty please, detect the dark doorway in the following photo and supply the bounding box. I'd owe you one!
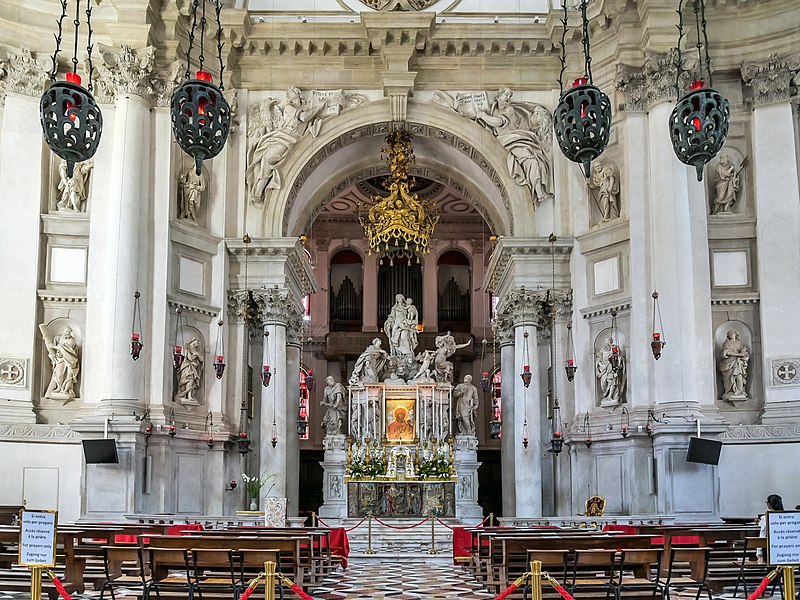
[477,449,503,518]
[298,450,324,524]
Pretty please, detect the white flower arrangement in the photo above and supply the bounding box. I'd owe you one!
[242,472,275,499]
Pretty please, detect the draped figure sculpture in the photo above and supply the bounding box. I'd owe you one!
[588,163,620,222]
[175,338,203,403]
[178,166,207,222]
[710,154,741,214]
[349,338,389,385]
[432,333,471,384]
[40,325,80,401]
[321,376,348,436]
[595,337,626,406]
[453,374,479,436]
[719,330,749,400]
[57,159,92,212]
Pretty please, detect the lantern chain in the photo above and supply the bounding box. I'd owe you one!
[48,0,69,81]
[674,0,686,99]
[198,0,207,74]
[85,0,95,92]
[698,0,712,85]
[557,0,568,94]
[71,0,81,76]
[215,0,225,91]
[579,0,593,83]
[184,0,200,80]
[693,0,703,82]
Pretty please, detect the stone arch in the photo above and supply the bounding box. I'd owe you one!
[249,98,537,238]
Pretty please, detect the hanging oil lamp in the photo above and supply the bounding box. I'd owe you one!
[620,406,630,439]
[205,412,215,449]
[130,291,143,360]
[583,413,592,448]
[237,400,251,455]
[651,291,667,360]
[173,307,185,370]
[565,323,577,382]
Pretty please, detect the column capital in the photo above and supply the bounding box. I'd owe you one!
[615,50,698,112]
[0,45,49,97]
[253,286,304,327]
[742,53,800,106]
[94,44,157,103]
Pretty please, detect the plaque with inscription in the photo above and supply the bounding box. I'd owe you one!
[767,511,800,566]
[18,509,58,568]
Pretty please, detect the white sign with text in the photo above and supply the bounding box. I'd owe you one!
[18,510,57,567]
[767,511,800,566]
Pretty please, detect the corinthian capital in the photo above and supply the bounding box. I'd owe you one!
[94,45,157,103]
[616,50,698,111]
[0,46,49,97]
[742,54,800,106]
[253,286,303,326]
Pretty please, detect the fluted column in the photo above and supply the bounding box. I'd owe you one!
[743,55,800,422]
[83,46,156,414]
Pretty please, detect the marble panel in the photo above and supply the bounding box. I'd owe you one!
[593,256,620,296]
[49,247,86,284]
[176,454,205,514]
[595,453,624,514]
[178,256,205,296]
[712,250,749,287]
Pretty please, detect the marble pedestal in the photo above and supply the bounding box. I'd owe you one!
[453,435,483,523]
[318,434,348,520]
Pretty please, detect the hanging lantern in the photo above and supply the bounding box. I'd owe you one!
[565,323,577,382]
[271,420,278,448]
[143,410,152,439]
[39,2,103,179]
[651,291,667,360]
[212,317,225,378]
[620,406,630,439]
[668,0,729,181]
[480,371,490,392]
[205,412,215,449]
[237,431,251,455]
[305,369,315,392]
[171,1,231,175]
[297,413,308,437]
[173,346,184,370]
[550,430,564,454]
[522,418,529,449]
[130,291,143,360]
[172,307,185,369]
[583,413,592,448]
[609,308,621,371]
[168,409,177,438]
[521,328,532,388]
[520,364,532,388]
[213,355,225,379]
[262,365,272,387]
[237,400,251,455]
[553,1,612,178]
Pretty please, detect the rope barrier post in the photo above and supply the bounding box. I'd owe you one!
[30,566,42,600]
[428,514,438,555]
[782,566,796,600]
[311,511,317,527]
[489,512,494,527]
[365,513,376,555]
[264,560,276,600]
[530,560,543,600]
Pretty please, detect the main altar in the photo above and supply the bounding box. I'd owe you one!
[317,294,483,522]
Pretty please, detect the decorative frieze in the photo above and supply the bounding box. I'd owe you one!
[94,45,157,103]
[0,423,79,442]
[741,54,800,106]
[0,46,49,97]
[357,0,438,9]
[718,424,800,442]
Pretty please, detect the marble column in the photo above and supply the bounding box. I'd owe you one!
[743,56,800,422]
[285,328,301,515]
[498,330,516,516]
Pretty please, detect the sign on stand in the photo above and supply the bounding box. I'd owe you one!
[766,510,800,566]
[18,509,58,568]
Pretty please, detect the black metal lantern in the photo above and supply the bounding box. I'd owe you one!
[553,1,612,178]
[40,2,103,178]
[668,0,729,181]
[130,292,143,360]
[213,318,225,378]
[237,400,251,455]
[171,1,231,175]
[550,430,564,454]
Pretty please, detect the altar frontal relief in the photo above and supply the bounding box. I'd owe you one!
[386,397,416,442]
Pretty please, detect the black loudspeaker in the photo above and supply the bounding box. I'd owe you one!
[686,437,722,465]
[82,439,119,464]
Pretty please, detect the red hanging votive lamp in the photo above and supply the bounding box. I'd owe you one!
[609,308,621,371]
[565,323,577,382]
[237,431,250,455]
[213,355,225,379]
[237,400,251,455]
[297,403,309,437]
[522,418,529,449]
[173,345,184,370]
[583,413,592,448]
[620,406,630,439]
[168,409,177,438]
[550,430,564,454]
[651,291,666,360]
[480,371,491,392]
[271,420,278,448]
[130,291,143,360]
[520,365,532,388]
[262,365,272,387]
[143,410,152,439]
[172,306,185,370]
[305,369,315,391]
[213,317,225,378]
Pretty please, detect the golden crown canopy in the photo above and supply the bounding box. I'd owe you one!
[359,131,440,265]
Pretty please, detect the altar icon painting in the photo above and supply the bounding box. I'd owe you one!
[385,397,416,442]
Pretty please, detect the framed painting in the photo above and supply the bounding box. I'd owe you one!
[385,397,416,443]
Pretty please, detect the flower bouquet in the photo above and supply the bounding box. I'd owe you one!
[242,472,275,509]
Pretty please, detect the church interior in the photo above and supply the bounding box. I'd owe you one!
[0,0,799,598]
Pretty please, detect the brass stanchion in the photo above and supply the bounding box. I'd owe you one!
[30,566,42,600]
[529,560,543,600]
[782,566,796,600]
[489,512,494,527]
[427,514,438,555]
[264,560,276,600]
[311,511,317,527]
[365,513,377,554]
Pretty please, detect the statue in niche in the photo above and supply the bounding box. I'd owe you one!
[321,375,348,436]
[595,337,626,406]
[453,374,479,436]
[432,332,471,384]
[710,154,743,215]
[175,338,203,403]
[719,330,749,400]
[383,294,419,360]
[56,159,92,212]
[433,88,554,205]
[39,324,80,401]
[349,338,389,385]
[177,166,207,223]
[588,163,620,222]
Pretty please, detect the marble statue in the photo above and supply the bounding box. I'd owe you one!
[434,88,554,205]
[595,337,626,405]
[175,337,203,403]
[246,88,326,205]
[710,154,741,214]
[588,163,620,222]
[349,338,389,385]
[57,159,92,212]
[383,294,419,359]
[433,332,471,384]
[39,325,80,401]
[720,330,749,400]
[412,350,436,382]
[321,375,348,436]
[453,374,479,436]
[178,166,207,222]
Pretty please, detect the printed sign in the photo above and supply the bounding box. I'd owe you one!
[18,509,57,567]
[767,510,800,566]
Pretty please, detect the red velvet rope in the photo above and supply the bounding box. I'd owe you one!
[316,516,331,527]
[747,574,774,600]
[239,585,257,600]
[477,514,490,528]
[50,576,73,600]
[493,582,518,600]
[435,517,455,531]
[372,516,430,529]
[289,581,316,600]
[346,515,368,531]
[551,581,576,600]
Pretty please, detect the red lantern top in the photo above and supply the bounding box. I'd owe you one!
[196,70,212,83]
[66,71,82,85]
[573,77,588,87]
[690,80,705,91]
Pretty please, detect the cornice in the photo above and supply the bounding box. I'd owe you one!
[710,295,760,306]
[38,291,87,304]
[580,302,632,320]
[167,298,220,319]
[483,237,573,295]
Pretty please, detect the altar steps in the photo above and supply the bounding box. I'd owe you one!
[344,516,457,557]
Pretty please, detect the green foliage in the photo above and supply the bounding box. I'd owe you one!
[346,458,387,480]
[418,456,454,479]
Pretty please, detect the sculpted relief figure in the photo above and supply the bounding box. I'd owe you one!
[434,88,555,206]
[595,337,626,406]
[588,163,620,222]
[57,159,92,212]
[350,338,389,385]
[453,374,479,436]
[178,166,207,223]
[710,154,742,215]
[321,375,348,436]
[720,330,749,400]
[39,324,80,401]
[175,338,203,403]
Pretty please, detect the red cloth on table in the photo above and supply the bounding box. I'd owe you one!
[452,527,473,562]
[328,527,350,568]
[649,535,699,546]
[602,524,639,535]
[166,523,205,535]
